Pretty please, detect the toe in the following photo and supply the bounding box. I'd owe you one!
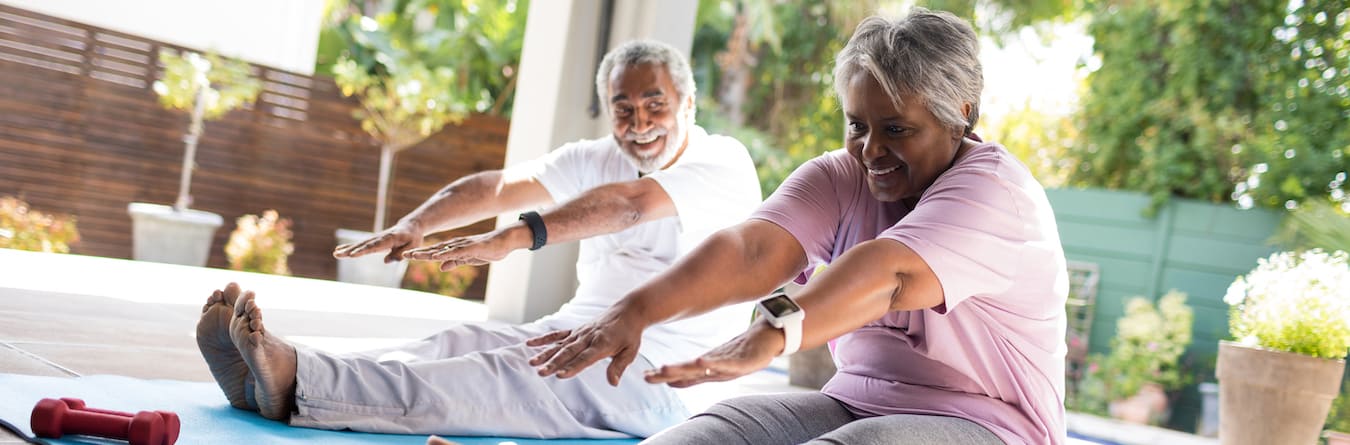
[223,283,242,306]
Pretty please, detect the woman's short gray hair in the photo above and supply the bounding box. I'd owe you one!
[832,8,983,136]
[594,40,697,116]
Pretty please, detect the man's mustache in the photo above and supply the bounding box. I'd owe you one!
[623,128,668,141]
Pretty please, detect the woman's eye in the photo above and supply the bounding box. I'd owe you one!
[887,126,905,134]
[847,122,865,133]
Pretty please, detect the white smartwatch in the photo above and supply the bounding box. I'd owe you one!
[757,292,805,356]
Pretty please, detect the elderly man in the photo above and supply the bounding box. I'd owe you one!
[193,40,760,439]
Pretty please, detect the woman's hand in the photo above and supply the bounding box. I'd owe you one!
[643,321,783,388]
[526,310,649,386]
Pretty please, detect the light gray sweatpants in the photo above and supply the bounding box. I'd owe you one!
[287,321,689,438]
[642,392,1006,445]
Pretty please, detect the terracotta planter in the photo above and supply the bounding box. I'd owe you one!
[1216,341,1345,445]
[1109,382,1169,425]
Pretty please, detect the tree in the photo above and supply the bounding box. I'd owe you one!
[1068,0,1349,213]
[318,0,528,231]
[692,0,1082,196]
[153,50,262,212]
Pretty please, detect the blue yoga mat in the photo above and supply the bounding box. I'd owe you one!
[0,374,639,445]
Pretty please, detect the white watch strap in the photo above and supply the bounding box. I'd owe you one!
[780,315,802,356]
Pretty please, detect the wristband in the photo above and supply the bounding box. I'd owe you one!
[518,211,547,251]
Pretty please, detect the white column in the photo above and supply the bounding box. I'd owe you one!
[484,0,699,323]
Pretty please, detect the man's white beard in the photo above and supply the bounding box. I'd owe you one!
[622,108,691,174]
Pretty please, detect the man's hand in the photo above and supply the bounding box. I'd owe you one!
[402,227,527,270]
[526,311,648,386]
[333,224,424,263]
[642,321,781,388]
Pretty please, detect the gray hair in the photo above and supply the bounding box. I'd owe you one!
[832,9,983,135]
[594,40,697,116]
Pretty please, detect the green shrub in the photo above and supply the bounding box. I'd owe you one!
[1092,291,1194,403]
[225,210,293,275]
[403,260,479,298]
[0,196,79,253]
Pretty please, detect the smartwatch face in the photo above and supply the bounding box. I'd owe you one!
[762,294,802,317]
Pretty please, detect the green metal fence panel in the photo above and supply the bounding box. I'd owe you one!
[1046,187,1283,432]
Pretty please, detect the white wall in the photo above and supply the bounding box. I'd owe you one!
[0,0,324,74]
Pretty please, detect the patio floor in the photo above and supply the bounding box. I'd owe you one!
[0,248,1216,444]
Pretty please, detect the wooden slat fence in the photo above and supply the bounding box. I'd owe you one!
[0,4,509,295]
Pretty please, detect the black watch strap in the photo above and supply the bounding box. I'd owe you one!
[518,211,547,251]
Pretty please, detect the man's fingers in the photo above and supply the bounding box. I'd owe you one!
[530,344,566,371]
[538,337,600,377]
[526,330,572,347]
[606,347,638,386]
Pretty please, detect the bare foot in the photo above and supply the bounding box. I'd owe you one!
[230,288,298,420]
[196,283,256,411]
[427,436,462,445]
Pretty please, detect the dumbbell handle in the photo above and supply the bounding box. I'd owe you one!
[62,397,136,418]
[62,409,134,439]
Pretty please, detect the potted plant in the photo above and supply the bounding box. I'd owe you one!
[1218,249,1350,444]
[0,195,80,253]
[225,209,294,275]
[330,54,465,286]
[128,49,261,266]
[1094,290,1194,425]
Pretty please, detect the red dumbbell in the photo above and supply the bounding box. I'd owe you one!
[30,397,179,445]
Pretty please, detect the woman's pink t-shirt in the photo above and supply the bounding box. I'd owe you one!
[751,142,1068,445]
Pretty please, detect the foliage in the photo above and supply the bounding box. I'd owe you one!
[1328,386,1350,437]
[153,50,263,120]
[332,56,468,152]
[316,0,527,117]
[320,0,527,232]
[1271,199,1350,252]
[1067,0,1349,213]
[402,260,479,298]
[692,0,1082,195]
[1083,291,1194,410]
[225,210,294,275]
[0,196,79,253]
[982,98,1079,188]
[1236,1,1350,210]
[1224,249,1350,359]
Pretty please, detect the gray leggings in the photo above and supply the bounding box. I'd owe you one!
[641,392,1005,445]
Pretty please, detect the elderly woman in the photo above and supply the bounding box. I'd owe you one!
[527,8,1066,445]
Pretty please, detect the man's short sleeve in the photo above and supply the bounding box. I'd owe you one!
[645,134,761,238]
[750,154,846,269]
[501,140,595,202]
[878,166,1026,312]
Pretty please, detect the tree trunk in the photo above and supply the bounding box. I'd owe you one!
[715,12,755,127]
[374,144,395,232]
[174,87,207,212]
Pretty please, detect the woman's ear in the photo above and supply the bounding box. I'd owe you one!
[957,102,973,138]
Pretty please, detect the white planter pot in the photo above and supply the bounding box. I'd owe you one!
[127,202,223,267]
[335,228,408,288]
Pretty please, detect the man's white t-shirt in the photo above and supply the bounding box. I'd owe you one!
[507,125,761,366]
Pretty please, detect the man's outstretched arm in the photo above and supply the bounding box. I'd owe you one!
[334,170,553,263]
[402,177,675,268]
